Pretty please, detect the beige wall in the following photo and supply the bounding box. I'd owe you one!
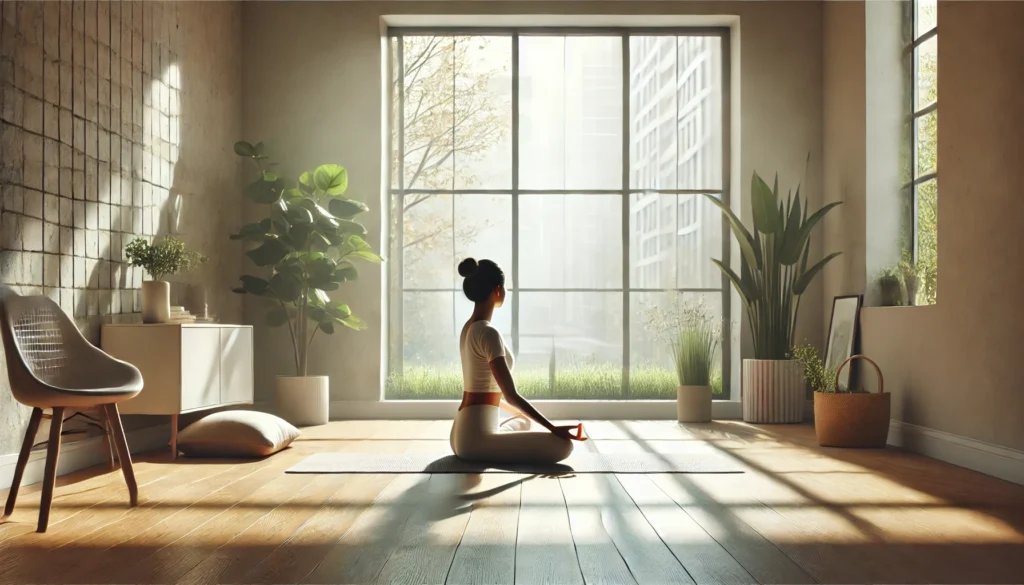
[241,1,825,405]
[0,1,244,454]
[826,1,1024,451]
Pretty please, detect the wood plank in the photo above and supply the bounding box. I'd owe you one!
[562,473,690,585]
[71,450,306,584]
[240,473,396,585]
[301,473,437,584]
[557,474,637,585]
[515,476,583,585]
[445,474,523,585]
[374,473,471,585]
[614,474,754,585]
[173,473,357,585]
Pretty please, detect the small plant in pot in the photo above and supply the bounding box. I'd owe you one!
[231,141,383,426]
[791,344,890,447]
[898,257,922,306]
[124,237,205,323]
[876,266,904,306]
[705,169,842,423]
[644,296,721,422]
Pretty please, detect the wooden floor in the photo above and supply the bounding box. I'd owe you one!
[2,420,1023,584]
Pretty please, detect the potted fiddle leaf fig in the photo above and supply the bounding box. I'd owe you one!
[704,170,842,423]
[231,141,383,426]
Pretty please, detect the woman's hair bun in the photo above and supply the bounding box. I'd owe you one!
[458,257,479,278]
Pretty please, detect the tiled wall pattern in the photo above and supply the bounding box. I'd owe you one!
[0,0,179,337]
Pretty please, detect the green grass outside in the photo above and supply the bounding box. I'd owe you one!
[387,364,723,400]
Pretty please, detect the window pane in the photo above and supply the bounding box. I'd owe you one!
[519,36,623,190]
[629,193,723,289]
[916,178,938,304]
[401,291,461,369]
[916,0,937,37]
[629,36,722,191]
[518,194,622,289]
[915,35,937,109]
[630,291,723,398]
[915,109,937,176]
[518,292,623,399]
[454,36,512,190]
[403,194,511,289]
[402,36,455,191]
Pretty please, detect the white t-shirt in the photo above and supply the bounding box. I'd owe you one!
[461,320,514,393]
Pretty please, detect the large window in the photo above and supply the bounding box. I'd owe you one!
[387,30,730,400]
[905,0,938,303]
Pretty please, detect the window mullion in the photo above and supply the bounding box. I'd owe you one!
[621,33,631,397]
[511,32,520,356]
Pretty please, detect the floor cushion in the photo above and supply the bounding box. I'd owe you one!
[177,411,300,457]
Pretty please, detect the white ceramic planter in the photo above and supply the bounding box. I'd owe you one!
[742,359,804,423]
[276,375,330,426]
[677,385,712,423]
[141,280,170,324]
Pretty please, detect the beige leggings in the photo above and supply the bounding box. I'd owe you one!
[450,405,574,464]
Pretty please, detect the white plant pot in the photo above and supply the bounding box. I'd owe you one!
[276,375,330,427]
[141,280,170,324]
[742,359,805,423]
[677,385,712,423]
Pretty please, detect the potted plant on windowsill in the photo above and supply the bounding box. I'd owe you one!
[124,237,205,324]
[230,141,383,426]
[792,345,890,447]
[644,296,721,422]
[705,170,842,423]
[876,266,904,307]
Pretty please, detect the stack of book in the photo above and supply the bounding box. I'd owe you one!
[169,306,196,324]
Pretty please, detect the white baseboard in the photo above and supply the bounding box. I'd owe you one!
[0,423,170,491]
[330,399,742,421]
[888,420,1024,486]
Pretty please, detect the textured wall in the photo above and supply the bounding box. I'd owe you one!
[0,1,243,455]
[241,1,824,406]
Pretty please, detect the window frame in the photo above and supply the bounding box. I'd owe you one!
[904,2,937,263]
[387,26,733,400]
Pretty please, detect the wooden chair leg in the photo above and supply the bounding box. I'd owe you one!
[104,404,138,507]
[4,407,43,519]
[38,407,65,533]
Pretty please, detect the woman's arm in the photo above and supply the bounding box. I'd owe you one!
[489,357,574,437]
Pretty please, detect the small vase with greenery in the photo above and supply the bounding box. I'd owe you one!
[230,141,383,425]
[704,167,842,423]
[898,257,922,306]
[124,237,205,323]
[644,296,721,422]
[790,344,838,393]
[876,266,904,307]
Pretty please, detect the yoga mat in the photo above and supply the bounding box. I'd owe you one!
[285,451,743,475]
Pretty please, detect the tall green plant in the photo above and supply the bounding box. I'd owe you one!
[705,171,842,359]
[230,141,383,376]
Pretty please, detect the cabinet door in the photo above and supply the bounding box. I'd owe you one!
[220,327,253,405]
[180,328,221,411]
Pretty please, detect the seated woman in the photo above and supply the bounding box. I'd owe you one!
[450,258,584,464]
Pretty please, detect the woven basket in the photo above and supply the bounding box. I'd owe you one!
[813,355,891,448]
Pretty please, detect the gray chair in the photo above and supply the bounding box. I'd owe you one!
[0,286,143,532]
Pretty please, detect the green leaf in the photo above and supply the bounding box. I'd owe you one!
[246,238,290,267]
[244,178,279,204]
[229,219,273,242]
[313,288,331,305]
[793,252,842,294]
[337,219,367,236]
[282,224,313,250]
[236,275,270,296]
[268,271,303,302]
[327,303,352,318]
[335,261,358,282]
[779,190,804,265]
[319,322,335,334]
[751,172,782,234]
[313,164,348,195]
[711,259,756,305]
[263,171,278,182]
[298,172,315,195]
[329,198,368,219]
[703,194,761,271]
[233,141,255,157]
[340,235,383,263]
[339,314,367,331]
[266,306,290,327]
[787,201,843,267]
[284,188,305,203]
[254,141,266,156]
[286,205,314,225]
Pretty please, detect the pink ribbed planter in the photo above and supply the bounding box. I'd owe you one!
[742,359,805,423]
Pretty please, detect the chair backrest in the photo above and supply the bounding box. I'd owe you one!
[0,287,78,393]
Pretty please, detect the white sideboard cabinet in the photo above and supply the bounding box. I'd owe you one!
[100,324,254,457]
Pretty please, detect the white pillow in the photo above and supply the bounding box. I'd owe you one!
[177,411,300,457]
